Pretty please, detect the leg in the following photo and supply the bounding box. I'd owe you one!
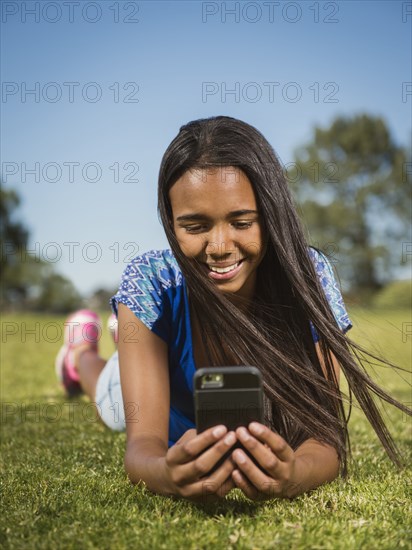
[74,343,107,401]
[93,350,125,431]
[55,309,104,398]
[74,346,125,431]
[55,309,124,430]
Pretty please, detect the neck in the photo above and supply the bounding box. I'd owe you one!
[224,290,255,314]
[225,272,256,312]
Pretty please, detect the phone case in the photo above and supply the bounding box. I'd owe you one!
[193,366,265,474]
[194,366,264,432]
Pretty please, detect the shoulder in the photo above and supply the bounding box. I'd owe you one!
[307,246,334,276]
[119,249,183,290]
[307,246,353,335]
[307,246,340,294]
[110,249,184,337]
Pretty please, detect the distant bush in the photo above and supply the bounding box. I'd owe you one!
[372,280,412,309]
[32,272,84,314]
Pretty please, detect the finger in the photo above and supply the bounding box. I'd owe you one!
[168,425,228,465]
[215,472,236,498]
[177,428,198,444]
[186,431,237,481]
[208,454,236,486]
[232,447,280,496]
[179,458,236,502]
[170,431,237,486]
[248,423,294,462]
[236,427,285,479]
[232,469,260,501]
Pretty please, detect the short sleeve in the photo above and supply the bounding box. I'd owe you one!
[110,249,183,343]
[308,247,353,342]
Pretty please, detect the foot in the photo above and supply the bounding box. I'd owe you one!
[107,313,118,345]
[55,309,102,397]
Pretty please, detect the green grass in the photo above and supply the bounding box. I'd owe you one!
[1,308,411,550]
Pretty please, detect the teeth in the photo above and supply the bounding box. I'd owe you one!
[208,262,239,274]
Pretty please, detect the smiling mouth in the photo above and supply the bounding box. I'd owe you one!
[207,261,241,274]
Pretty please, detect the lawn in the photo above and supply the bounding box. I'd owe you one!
[1,307,411,549]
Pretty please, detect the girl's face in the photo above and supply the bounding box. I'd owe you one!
[170,166,266,300]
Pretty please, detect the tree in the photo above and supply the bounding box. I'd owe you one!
[291,114,411,294]
[0,187,40,306]
[34,273,83,314]
[0,188,29,276]
[85,287,116,311]
[1,185,83,312]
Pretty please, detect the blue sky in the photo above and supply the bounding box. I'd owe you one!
[1,0,411,295]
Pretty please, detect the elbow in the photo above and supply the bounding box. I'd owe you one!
[323,444,340,482]
[328,449,341,484]
[124,446,145,485]
[123,439,170,495]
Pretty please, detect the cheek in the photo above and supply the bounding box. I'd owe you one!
[242,228,264,259]
[175,231,204,257]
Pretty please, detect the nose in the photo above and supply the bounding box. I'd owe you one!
[205,224,235,258]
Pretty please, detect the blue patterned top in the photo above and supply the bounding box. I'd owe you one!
[110,248,352,445]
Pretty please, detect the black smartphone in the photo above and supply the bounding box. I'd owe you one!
[193,366,264,473]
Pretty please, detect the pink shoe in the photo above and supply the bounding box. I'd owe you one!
[107,313,118,344]
[55,309,102,397]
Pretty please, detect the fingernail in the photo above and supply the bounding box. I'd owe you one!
[238,427,249,441]
[235,450,246,464]
[213,425,226,438]
[224,432,235,445]
[232,470,241,481]
[249,422,263,435]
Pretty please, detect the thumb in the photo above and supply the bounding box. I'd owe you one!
[175,428,197,445]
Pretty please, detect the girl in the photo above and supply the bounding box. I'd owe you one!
[55,116,410,502]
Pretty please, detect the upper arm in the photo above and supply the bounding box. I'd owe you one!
[315,342,340,384]
[117,302,170,449]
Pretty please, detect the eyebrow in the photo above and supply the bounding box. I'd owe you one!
[176,210,259,222]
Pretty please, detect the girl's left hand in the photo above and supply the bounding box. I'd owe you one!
[231,422,302,500]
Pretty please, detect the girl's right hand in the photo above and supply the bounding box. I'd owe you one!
[163,426,237,501]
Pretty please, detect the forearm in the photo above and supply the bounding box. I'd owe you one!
[124,436,174,496]
[288,438,340,498]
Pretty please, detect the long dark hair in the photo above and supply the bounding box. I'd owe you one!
[157,115,410,476]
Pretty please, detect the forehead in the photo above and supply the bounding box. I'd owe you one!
[169,167,257,213]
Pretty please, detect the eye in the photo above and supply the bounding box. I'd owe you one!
[183,224,208,233]
[233,221,253,229]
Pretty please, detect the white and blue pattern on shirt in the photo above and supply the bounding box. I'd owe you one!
[307,247,352,334]
[111,249,182,330]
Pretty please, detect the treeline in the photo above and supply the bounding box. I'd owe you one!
[0,188,84,313]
